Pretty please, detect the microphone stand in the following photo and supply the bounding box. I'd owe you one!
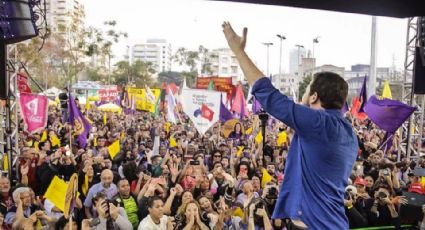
[258,110,269,167]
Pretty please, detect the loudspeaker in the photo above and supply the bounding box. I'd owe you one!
[0,0,38,44]
[400,191,425,223]
[414,47,425,94]
[414,17,425,94]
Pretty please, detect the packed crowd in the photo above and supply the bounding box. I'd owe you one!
[0,90,424,230]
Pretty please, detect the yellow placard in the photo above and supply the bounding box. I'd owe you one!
[127,88,161,113]
[64,173,78,219]
[44,176,79,212]
[108,140,120,159]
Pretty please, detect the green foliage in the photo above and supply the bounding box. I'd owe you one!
[158,71,183,85]
[111,60,155,87]
[298,75,313,101]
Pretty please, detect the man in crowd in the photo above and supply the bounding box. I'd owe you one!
[84,169,117,218]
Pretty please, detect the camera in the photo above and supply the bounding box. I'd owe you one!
[266,186,278,200]
[378,191,387,199]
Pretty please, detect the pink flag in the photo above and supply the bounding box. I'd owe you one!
[19,93,48,133]
[231,84,246,118]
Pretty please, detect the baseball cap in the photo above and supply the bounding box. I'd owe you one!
[354,177,368,186]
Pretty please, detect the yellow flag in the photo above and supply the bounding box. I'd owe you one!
[382,80,392,99]
[255,131,263,144]
[93,137,97,147]
[164,122,171,133]
[169,136,177,147]
[50,134,61,147]
[40,130,47,142]
[85,100,90,110]
[277,131,287,146]
[245,127,253,135]
[3,155,8,171]
[108,140,120,159]
[34,141,40,151]
[421,176,425,187]
[103,113,107,125]
[236,146,244,157]
[261,168,273,188]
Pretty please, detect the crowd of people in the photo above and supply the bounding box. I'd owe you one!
[0,92,423,230]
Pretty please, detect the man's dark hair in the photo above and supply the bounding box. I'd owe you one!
[309,72,348,109]
[147,196,162,209]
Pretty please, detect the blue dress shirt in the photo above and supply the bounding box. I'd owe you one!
[252,77,357,230]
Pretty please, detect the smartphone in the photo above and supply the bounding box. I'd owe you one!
[190,160,200,165]
[89,218,100,227]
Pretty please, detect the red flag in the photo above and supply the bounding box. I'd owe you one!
[201,103,214,121]
[351,97,368,120]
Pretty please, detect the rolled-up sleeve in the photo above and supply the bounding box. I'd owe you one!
[251,78,325,136]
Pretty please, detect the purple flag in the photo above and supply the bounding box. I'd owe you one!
[358,76,367,113]
[68,93,92,148]
[220,94,233,122]
[252,96,262,114]
[364,95,416,133]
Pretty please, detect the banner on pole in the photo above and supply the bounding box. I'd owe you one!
[127,87,161,113]
[196,77,234,94]
[181,89,221,135]
[98,86,118,101]
[19,93,48,133]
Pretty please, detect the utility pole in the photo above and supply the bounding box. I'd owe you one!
[262,42,273,77]
[277,34,286,78]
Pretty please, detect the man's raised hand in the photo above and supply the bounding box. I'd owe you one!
[222,22,247,55]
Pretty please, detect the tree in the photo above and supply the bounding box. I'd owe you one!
[83,21,128,84]
[158,71,182,85]
[112,60,155,87]
[198,45,217,75]
[298,75,313,101]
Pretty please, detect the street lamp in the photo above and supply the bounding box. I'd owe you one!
[262,42,273,77]
[276,34,286,79]
[313,37,320,58]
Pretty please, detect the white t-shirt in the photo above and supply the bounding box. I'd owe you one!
[138,215,168,230]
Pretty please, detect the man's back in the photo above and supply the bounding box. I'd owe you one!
[252,78,357,229]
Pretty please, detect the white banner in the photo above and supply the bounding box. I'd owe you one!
[181,89,221,135]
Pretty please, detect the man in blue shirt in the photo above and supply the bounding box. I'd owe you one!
[222,22,357,229]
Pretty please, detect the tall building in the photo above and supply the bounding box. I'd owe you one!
[43,0,85,37]
[298,57,316,79]
[208,48,243,83]
[289,48,306,75]
[132,39,172,73]
[271,73,298,97]
[304,64,346,78]
[344,64,391,81]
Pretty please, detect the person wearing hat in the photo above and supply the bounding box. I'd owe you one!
[353,177,373,223]
[344,185,368,228]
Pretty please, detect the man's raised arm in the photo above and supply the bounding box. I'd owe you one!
[222,22,264,86]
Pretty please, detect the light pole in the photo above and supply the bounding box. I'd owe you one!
[313,37,320,58]
[276,34,286,79]
[295,44,304,76]
[262,42,273,77]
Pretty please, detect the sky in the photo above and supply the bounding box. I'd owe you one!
[83,0,408,74]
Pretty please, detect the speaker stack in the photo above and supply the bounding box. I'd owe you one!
[414,17,425,94]
[0,0,38,99]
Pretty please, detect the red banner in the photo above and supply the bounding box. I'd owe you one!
[17,73,32,93]
[19,93,48,133]
[196,77,234,94]
[98,86,118,101]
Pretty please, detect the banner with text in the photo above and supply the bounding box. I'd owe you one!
[196,77,234,94]
[181,89,221,135]
[98,86,118,101]
[19,93,48,133]
[127,87,161,113]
